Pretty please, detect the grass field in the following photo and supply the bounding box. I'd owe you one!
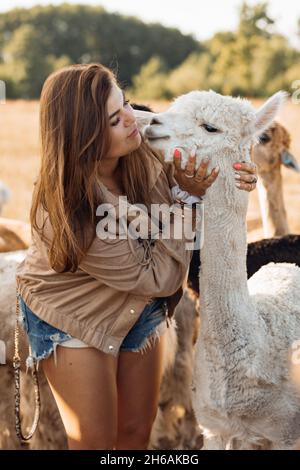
[0,98,299,243]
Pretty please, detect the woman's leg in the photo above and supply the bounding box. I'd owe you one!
[116,331,166,450]
[42,345,118,450]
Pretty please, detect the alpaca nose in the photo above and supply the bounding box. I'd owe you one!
[150,116,163,126]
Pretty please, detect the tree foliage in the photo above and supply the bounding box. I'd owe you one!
[0,3,201,98]
[131,1,300,98]
[0,2,299,99]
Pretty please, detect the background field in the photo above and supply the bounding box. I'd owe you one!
[0,98,299,243]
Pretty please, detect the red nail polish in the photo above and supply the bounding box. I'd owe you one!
[234,163,241,170]
[174,149,181,158]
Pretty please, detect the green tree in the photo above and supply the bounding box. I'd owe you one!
[201,1,297,96]
[130,56,169,100]
[238,1,274,39]
[0,4,201,98]
[165,53,213,96]
[2,24,71,98]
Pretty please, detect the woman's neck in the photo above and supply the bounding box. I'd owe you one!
[97,156,121,179]
[97,157,124,195]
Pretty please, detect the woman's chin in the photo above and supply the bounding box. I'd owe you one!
[112,133,142,158]
[130,132,142,150]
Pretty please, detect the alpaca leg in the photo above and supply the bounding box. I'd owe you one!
[202,435,227,450]
[269,441,298,450]
[230,439,270,450]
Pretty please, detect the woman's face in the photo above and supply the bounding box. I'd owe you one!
[106,82,142,158]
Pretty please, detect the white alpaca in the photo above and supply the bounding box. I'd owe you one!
[135,91,300,450]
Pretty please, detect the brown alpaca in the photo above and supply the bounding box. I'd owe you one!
[253,122,299,237]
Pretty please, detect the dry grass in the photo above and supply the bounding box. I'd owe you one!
[0,100,39,222]
[0,98,299,242]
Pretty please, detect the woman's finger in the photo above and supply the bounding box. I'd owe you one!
[202,167,219,188]
[236,181,256,192]
[184,154,196,177]
[234,173,258,184]
[194,157,209,181]
[233,162,257,174]
[173,150,182,172]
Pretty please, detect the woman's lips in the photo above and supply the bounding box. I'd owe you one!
[128,127,139,138]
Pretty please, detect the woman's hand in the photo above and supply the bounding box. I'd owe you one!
[173,149,219,197]
[233,162,258,192]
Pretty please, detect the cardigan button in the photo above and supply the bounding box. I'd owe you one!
[108,345,114,351]
[130,308,135,314]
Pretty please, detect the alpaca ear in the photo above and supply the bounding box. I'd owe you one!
[133,110,156,130]
[243,91,288,141]
[281,150,300,173]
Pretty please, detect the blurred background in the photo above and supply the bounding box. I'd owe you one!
[0,0,299,246]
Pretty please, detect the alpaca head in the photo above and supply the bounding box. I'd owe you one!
[135,90,286,217]
[136,90,286,171]
[253,122,299,174]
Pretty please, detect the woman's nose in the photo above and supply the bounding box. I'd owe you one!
[124,106,136,126]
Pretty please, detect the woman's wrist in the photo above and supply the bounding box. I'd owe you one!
[174,198,203,210]
[171,184,204,207]
[171,200,202,234]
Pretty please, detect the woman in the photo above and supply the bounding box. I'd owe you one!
[16,63,257,450]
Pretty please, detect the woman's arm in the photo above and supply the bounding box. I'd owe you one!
[79,169,196,298]
[79,215,194,298]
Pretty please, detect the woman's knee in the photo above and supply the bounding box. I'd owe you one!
[65,415,118,450]
[117,416,156,449]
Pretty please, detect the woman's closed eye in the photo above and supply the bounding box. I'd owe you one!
[111,100,131,127]
[111,118,120,127]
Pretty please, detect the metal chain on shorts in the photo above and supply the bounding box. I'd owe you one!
[13,293,41,442]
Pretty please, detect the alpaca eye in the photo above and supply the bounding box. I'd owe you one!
[259,133,271,144]
[202,123,219,133]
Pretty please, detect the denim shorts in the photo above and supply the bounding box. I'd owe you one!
[18,295,169,368]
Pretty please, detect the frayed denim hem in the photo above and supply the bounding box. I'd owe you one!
[25,334,72,372]
[119,318,171,354]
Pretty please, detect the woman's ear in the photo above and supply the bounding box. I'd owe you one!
[243,91,288,142]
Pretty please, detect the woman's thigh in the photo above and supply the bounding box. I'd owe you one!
[116,331,166,446]
[42,345,118,450]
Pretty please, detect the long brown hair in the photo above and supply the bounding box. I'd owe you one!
[31,63,160,273]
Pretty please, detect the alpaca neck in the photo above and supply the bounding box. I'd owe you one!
[199,157,266,364]
[257,170,289,237]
